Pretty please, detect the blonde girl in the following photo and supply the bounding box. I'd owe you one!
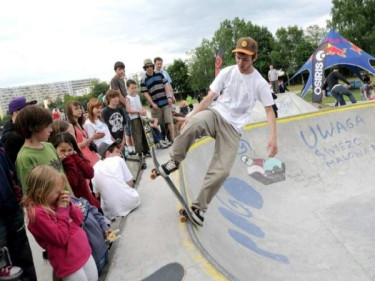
[23,165,98,281]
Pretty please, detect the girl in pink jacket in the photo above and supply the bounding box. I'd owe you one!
[23,165,98,281]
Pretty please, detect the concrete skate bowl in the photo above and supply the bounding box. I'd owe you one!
[179,102,375,281]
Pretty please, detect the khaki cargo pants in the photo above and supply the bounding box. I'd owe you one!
[170,108,240,211]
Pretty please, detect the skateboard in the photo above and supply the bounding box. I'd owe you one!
[141,117,155,148]
[150,146,202,227]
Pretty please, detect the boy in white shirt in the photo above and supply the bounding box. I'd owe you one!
[125,79,150,159]
[92,139,140,222]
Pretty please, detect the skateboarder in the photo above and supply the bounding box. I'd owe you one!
[160,37,278,225]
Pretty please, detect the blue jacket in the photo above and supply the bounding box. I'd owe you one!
[70,196,109,267]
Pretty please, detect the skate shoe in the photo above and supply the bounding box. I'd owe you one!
[156,142,168,149]
[161,140,172,147]
[143,151,151,158]
[160,159,179,176]
[191,206,205,225]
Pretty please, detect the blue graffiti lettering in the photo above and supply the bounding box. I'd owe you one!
[228,229,289,264]
[216,195,253,218]
[300,116,366,149]
[317,123,335,139]
[336,121,347,134]
[219,207,264,238]
[223,178,263,209]
[217,177,288,264]
[238,139,252,155]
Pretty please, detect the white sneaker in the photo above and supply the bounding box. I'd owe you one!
[129,147,136,155]
[156,142,168,149]
[162,140,172,147]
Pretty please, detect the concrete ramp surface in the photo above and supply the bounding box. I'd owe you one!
[181,102,375,281]
[248,92,318,123]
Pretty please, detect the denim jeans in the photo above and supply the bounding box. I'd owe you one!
[0,206,37,281]
[152,127,162,144]
[332,85,357,106]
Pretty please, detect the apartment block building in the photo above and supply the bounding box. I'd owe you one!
[0,78,93,117]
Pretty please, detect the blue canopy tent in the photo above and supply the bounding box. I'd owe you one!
[290,29,375,97]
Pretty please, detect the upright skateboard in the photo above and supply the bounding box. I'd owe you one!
[141,117,155,148]
[150,146,201,227]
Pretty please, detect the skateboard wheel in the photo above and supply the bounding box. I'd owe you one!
[150,172,157,179]
[180,216,187,223]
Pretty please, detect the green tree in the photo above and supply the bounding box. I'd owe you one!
[188,38,215,93]
[188,18,275,93]
[63,94,93,111]
[211,17,274,75]
[304,25,328,47]
[328,0,375,55]
[294,41,315,70]
[271,26,310,80]
[166,59,192,100]
[90,79,110,98]
[53,97,64,110]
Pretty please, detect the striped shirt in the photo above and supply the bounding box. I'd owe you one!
[140,72,168,108]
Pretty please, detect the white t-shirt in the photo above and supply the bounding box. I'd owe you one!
[92,156,140,220]
[83,119,112,146]
[268,69,278,81]
[211,65,274,133]
[127,94,143,120]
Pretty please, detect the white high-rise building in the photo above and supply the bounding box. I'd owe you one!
[0,78,93,117]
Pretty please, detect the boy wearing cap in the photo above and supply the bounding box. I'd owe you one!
[141,58,175,142]
[92,139,140,221]
[1,97,37,165]
[160,37,278,225]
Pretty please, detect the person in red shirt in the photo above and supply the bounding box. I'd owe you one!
[23,165,98,280]
[52,107,61,120]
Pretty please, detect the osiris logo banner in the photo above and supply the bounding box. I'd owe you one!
[312,43,328,103]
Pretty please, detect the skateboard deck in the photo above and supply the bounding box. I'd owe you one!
[150,146,202,227]
[141,117,155,148]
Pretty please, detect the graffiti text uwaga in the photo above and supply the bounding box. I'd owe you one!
[300,115,375,168]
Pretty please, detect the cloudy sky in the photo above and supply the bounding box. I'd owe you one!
[0,0,332,88]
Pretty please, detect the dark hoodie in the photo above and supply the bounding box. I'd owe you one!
[0,141,22,208]
[1,119,25,165]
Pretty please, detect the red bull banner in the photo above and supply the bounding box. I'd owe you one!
[311,42,328,103]
[215,49,223,77]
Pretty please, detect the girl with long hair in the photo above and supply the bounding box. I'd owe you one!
[23,165,98,281]
[65,101,101,166]
[52,132,100,209]
[83,98,112,148]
